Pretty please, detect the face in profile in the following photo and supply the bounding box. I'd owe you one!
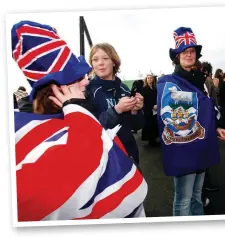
[179,47,196,69]
[91,48,115,80]
[67,74,90,93]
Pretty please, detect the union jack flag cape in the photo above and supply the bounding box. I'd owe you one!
[15,104,148,221]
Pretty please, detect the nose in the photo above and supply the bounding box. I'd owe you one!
[98,58,104,65]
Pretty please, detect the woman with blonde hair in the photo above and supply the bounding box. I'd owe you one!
[86,43,145,166]
[12,21,147,221]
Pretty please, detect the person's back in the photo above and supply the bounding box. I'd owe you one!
[12,21,147,221]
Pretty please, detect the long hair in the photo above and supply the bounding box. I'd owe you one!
[215,68,223,79]
[89,43,121,75]
[33,84,61,114]
[215,68,224,88]
[144,74,156,88]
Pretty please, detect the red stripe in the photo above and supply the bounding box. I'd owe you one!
[16,119,65,165]
[17,25,59,40]
[17,113,104,221]
[113,136,128,156]
[18,40,66,69]
[75,169,143,219]
[50,46,71,73]
[23,70,47,80]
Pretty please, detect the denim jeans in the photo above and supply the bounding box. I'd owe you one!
[173,172,205,216]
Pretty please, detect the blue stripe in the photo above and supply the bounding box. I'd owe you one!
[14,112,63,132]
[45,130,67,142]
[80,142,134,210]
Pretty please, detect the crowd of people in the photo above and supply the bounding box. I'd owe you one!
[12,21,225,221]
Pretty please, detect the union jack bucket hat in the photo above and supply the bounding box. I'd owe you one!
[11,21,92,101]
[169,27,202,61]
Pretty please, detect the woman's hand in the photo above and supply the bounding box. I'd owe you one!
[115,96,137,114]
[131,93,144,114]
[217,127,225,141]
[49,84,85,107]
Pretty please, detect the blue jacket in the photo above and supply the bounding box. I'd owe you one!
[86,76,145,164]
[157,74,220,176]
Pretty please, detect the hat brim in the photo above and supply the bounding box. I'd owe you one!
[29,64,91,102]
[169,45,202,61]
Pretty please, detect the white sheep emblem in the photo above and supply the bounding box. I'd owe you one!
[168,86,192,104]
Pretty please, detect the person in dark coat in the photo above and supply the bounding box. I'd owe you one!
[141,74,159,146]
[86,43,145,166]
[131,79,144,133]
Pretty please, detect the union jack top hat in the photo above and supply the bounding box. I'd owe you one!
[11,21,92,101]
[169,27,202,61]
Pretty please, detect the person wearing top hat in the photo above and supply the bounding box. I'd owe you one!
[11,21,147,221]
[157,27,225,216]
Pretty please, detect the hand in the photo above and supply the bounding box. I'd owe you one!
[217,128,225,141]
[153,105,157,111]
[114,96,137,114]
[131,93,144,113]
[49,84,85,107]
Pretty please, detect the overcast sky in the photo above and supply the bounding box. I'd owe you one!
[6,6,225,93]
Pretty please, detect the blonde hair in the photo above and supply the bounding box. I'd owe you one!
[144,74,156,87]
[89,43,121,75]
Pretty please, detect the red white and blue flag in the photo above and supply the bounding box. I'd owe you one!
[173,31,197,49]
[15,104,148,221]
[11,21,76,86]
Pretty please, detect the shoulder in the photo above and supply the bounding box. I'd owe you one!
[86,79,103,98]
[120,82,131,95]
[157,74,174,84]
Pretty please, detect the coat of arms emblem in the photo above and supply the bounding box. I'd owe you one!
[161,82,205,145]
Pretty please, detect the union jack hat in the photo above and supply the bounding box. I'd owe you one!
[169,27,202,61]
[11,21,92,101]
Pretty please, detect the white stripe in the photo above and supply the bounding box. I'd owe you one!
[16,129,68,171]
[12,41,20,56]
[21,32,57,40]
[23,69,46,74]
[204,83,209,97]
[102,178,148,218]
[105,125,122,140]
[93,86,102,98]
[120,86,130,94]
[63,104,100,124]
[15,119,50,143]
[59,51,72,71]
[132,204,146,218]
[23,24,59,38]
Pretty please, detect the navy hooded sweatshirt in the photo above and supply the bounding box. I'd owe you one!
[86,76,145,164]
